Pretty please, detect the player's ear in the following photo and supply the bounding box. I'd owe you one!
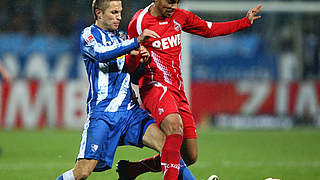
[96,8,102,19]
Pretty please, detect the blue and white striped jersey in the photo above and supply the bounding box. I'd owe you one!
[80,24,140,115]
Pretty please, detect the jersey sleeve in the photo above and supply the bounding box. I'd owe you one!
[181,9,252,38]
[126,11,143,72]
[80,27,140,63]
[128,10,142,39]
[125,53,142,72]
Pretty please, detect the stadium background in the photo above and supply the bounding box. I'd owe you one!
[0,0,319,179]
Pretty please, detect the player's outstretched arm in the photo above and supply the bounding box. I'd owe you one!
[137,29,160,43]
[246,4,262,24]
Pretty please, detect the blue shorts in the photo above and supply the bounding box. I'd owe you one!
[77,105,155,172]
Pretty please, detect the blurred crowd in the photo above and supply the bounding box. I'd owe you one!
[0,0,150,37]
[0,0,319,80]
[0,0,92,37]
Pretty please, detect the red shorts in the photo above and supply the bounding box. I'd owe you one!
[140,82,197,139]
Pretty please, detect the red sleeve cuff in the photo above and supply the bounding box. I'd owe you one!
[243,17,252,26]
[125,54,141,72]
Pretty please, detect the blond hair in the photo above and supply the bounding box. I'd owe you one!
[92,0,121,20]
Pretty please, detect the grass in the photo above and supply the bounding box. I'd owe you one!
[0,128,319,180]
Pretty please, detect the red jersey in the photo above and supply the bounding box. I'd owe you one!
[128,3,252,90]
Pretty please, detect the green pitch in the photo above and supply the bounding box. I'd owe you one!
[0,128,319,180]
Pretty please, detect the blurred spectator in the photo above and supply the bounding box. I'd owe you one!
[302,14,320,79]
[6,0,36,34]
[42,1,73,36]
[0,2,9,31]
[278,20,298,81]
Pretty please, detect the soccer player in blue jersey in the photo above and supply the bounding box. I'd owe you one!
[56,0,167,179]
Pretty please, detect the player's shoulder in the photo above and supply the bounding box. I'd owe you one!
[130,9,145,22]
[81,25,101,44]
[81,25,99,37]
[128,9,145,35]
[175,8,194,17]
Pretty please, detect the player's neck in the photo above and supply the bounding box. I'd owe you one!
[95,22,114,32]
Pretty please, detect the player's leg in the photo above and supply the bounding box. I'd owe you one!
[117,108,164,180]
[116,105,196,180]
[117,121,196,180]
[151,109,197,180]
[159,114,196,180]
[56,159,97,180]
[56,169,75,180]
[179,97,199,166]
[159,113,184,180]
[141,83,184,179]
[117,84,191,179]
[181,138,198,166]
[142,123,165,152]
[73,159,98,179]
[57,117,113,180]
[117,122,165,180]
[178,158,196,180]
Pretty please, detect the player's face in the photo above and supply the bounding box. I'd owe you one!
[155,0,180,18]
[96,1,122,31]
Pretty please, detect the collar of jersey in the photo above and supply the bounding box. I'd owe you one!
[93,24,120,36]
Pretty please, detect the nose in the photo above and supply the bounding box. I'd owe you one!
[116,13,121,21]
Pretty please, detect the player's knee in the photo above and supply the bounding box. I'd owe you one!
[166,121,183,135]
[74,167,92,180]
[183,151,198,166]
[187,152,198,165]
[161,114,184,135]
[76,170,91,180]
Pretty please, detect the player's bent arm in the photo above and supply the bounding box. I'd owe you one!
[81,33,140,63]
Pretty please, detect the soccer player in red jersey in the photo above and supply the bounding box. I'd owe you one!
[117,0,262,179]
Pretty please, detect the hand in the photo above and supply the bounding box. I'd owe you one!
[247,4,262,24]
[128,46,150,64]
[137,29,160,43]
[1,72,11,83]
[139,46,150,64]
[0,62,11,83]
[129,49,139,56]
